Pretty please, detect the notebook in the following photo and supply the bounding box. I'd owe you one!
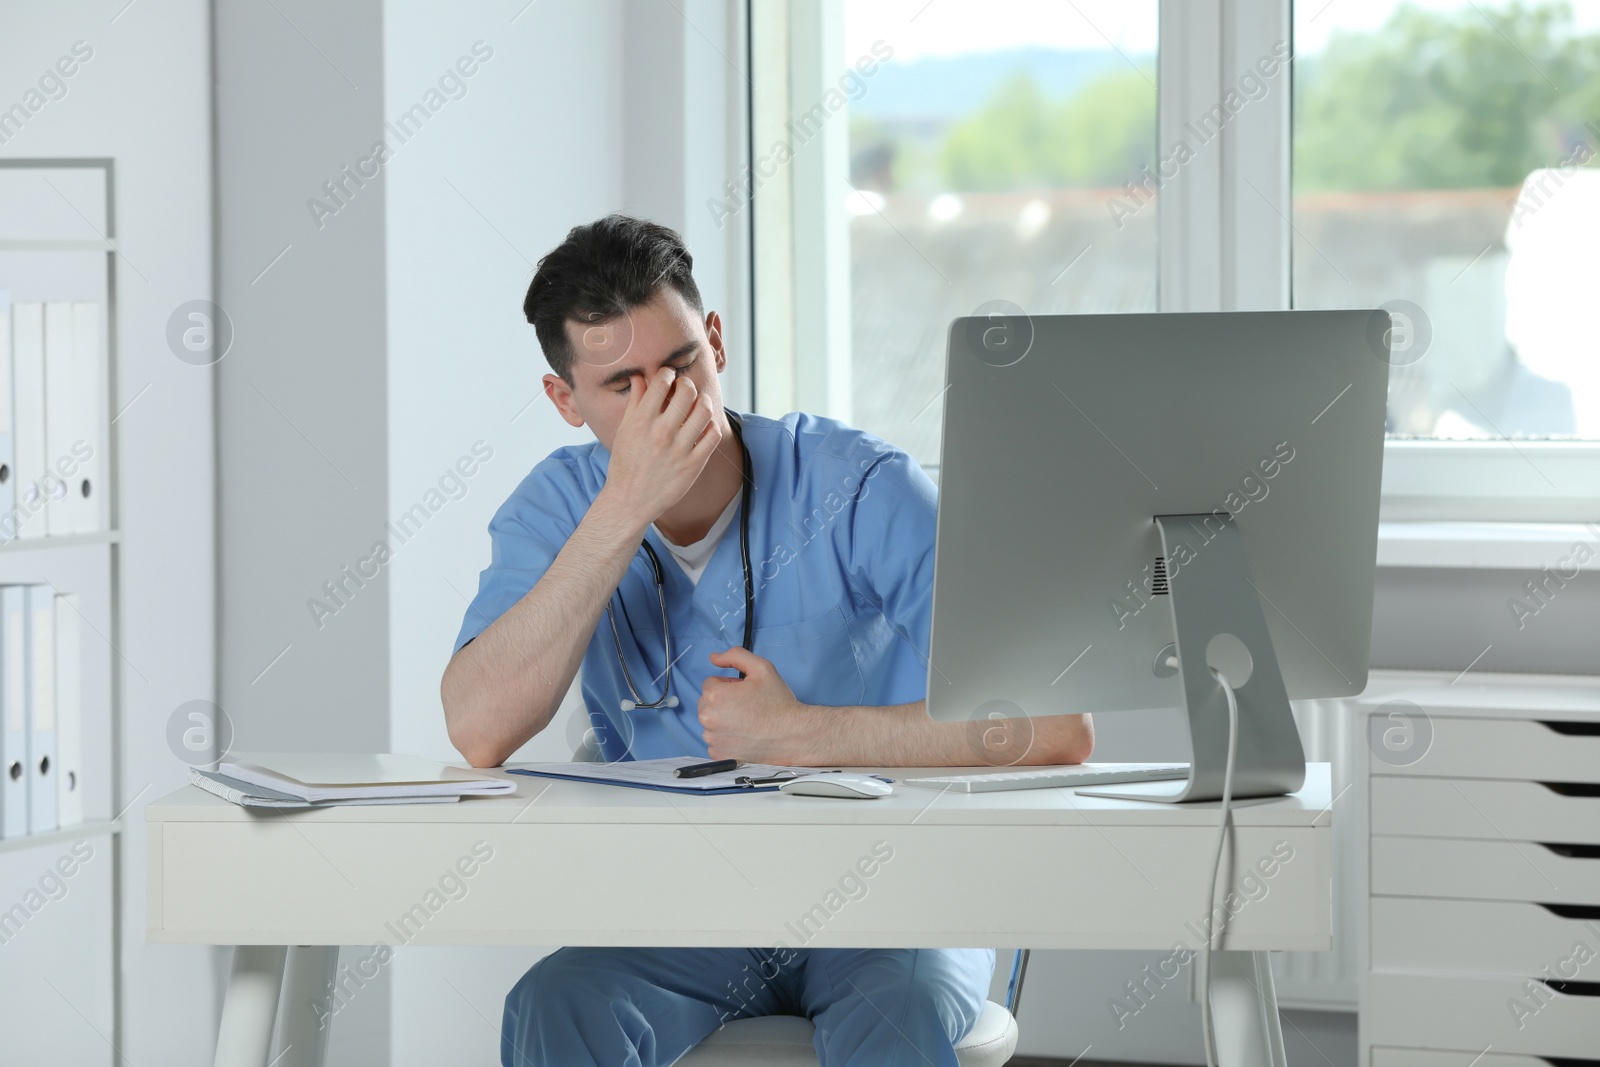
[188,767,461,809]
[216,753,516,803]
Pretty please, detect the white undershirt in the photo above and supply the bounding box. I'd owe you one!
[651,493,740,586]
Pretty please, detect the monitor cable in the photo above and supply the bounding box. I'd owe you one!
[1198,664,1240,1067]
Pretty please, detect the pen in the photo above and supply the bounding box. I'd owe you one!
[674,758,739,779]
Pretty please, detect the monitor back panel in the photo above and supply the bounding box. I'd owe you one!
[926,310,1387,722]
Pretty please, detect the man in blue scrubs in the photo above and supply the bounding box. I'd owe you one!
[443,214,1093,1067]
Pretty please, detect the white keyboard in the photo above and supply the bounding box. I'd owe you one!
[900,762,1190,794]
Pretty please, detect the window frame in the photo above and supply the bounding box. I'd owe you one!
[749,0,1600,521]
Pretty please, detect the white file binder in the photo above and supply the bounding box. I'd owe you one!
[55,593,83,827]
[72,302,102,532]
[10,303,46,541]
[0,291,15,536]
[41,303,73,536]
[42,303,101,534]
[0,586,28,836]
[25,584,56,834]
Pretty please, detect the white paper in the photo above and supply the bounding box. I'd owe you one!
[218,752,516,802]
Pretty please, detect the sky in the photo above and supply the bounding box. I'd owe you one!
[844,0,1156,63]
[1296,0,1600,53]
[843,0,1600,62]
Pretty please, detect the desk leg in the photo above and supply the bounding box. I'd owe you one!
[1210,951,1288,1067]
[274,946,340,1067]
[214,946,287,1067]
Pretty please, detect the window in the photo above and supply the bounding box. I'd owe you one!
[752,1,1600,518]
[752,0,1158,469]
[1292,1,1600,441]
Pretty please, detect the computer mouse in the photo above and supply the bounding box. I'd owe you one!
[779,773,894,799]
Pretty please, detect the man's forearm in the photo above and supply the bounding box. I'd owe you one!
[802,702,1094,767]
[442,488,647,766]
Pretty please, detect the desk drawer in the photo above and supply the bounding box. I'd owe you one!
[1372,836,1600,906]
[1366,972,1600,1057]
[1371,897,1600,976]
[1372,777,1600,844]
[1368,715,1600,782]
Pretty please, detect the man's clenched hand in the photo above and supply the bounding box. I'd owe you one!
[697,647,822,764]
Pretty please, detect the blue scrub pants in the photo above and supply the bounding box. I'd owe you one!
[501,946,995,1067]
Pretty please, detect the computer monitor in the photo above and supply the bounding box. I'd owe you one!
[925,310,1389,801]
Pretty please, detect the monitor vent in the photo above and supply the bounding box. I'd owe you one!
[1151,556,1170,596]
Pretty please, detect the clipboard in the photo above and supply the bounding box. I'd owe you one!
[506,756,823,796]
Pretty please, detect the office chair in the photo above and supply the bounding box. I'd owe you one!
[675,998,1017,1065]
[569,735,1024,1066]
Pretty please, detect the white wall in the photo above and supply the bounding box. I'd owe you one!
[381,2,625,1057]
[380,2,751,1061]
[0,0,220,1062]
[214,0,748,1059]
[382,0,621,768]
[214,3,395,1058]
[214,0,391,757]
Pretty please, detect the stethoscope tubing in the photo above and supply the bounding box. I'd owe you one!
[607,411,755,710]
[606,539,676,709]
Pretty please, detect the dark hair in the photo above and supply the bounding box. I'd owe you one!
[523,214,704,383]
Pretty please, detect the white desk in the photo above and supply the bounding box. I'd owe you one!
[148,764,1333,1067]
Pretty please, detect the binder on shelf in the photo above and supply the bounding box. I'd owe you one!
[0,291,15,534]
[72,302,102,533]
[44,302,101,535]
[1,586,28,836]
[11,302,46,541]
[26,584,56,834]
[55,593,83,827]
[40,303,72,537]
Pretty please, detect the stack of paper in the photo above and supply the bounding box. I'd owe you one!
[194,752,516,808]
[186,768,460,808]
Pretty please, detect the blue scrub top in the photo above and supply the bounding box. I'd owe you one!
[453,410,937,762]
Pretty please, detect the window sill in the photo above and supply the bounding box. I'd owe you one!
[1376,521,1600,571]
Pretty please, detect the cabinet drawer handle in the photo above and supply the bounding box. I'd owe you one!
[1541,1058,1600,1067]
[1540,903,1600,920]
[1540,720,1600,736]
[1541,843,1600,860]
[1544,980,1600,997]
[1542,781,1600,797]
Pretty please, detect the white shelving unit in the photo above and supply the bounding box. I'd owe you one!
[0,158,120,1066]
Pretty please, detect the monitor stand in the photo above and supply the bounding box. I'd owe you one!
[1079,514,1306,804]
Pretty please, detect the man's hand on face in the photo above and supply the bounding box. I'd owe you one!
[603,365,722,525]
[697,647,819,764]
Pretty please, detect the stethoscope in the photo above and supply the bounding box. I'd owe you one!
[606,411,755,711]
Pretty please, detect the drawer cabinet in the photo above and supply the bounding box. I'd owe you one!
[1360,687,1600,1067]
